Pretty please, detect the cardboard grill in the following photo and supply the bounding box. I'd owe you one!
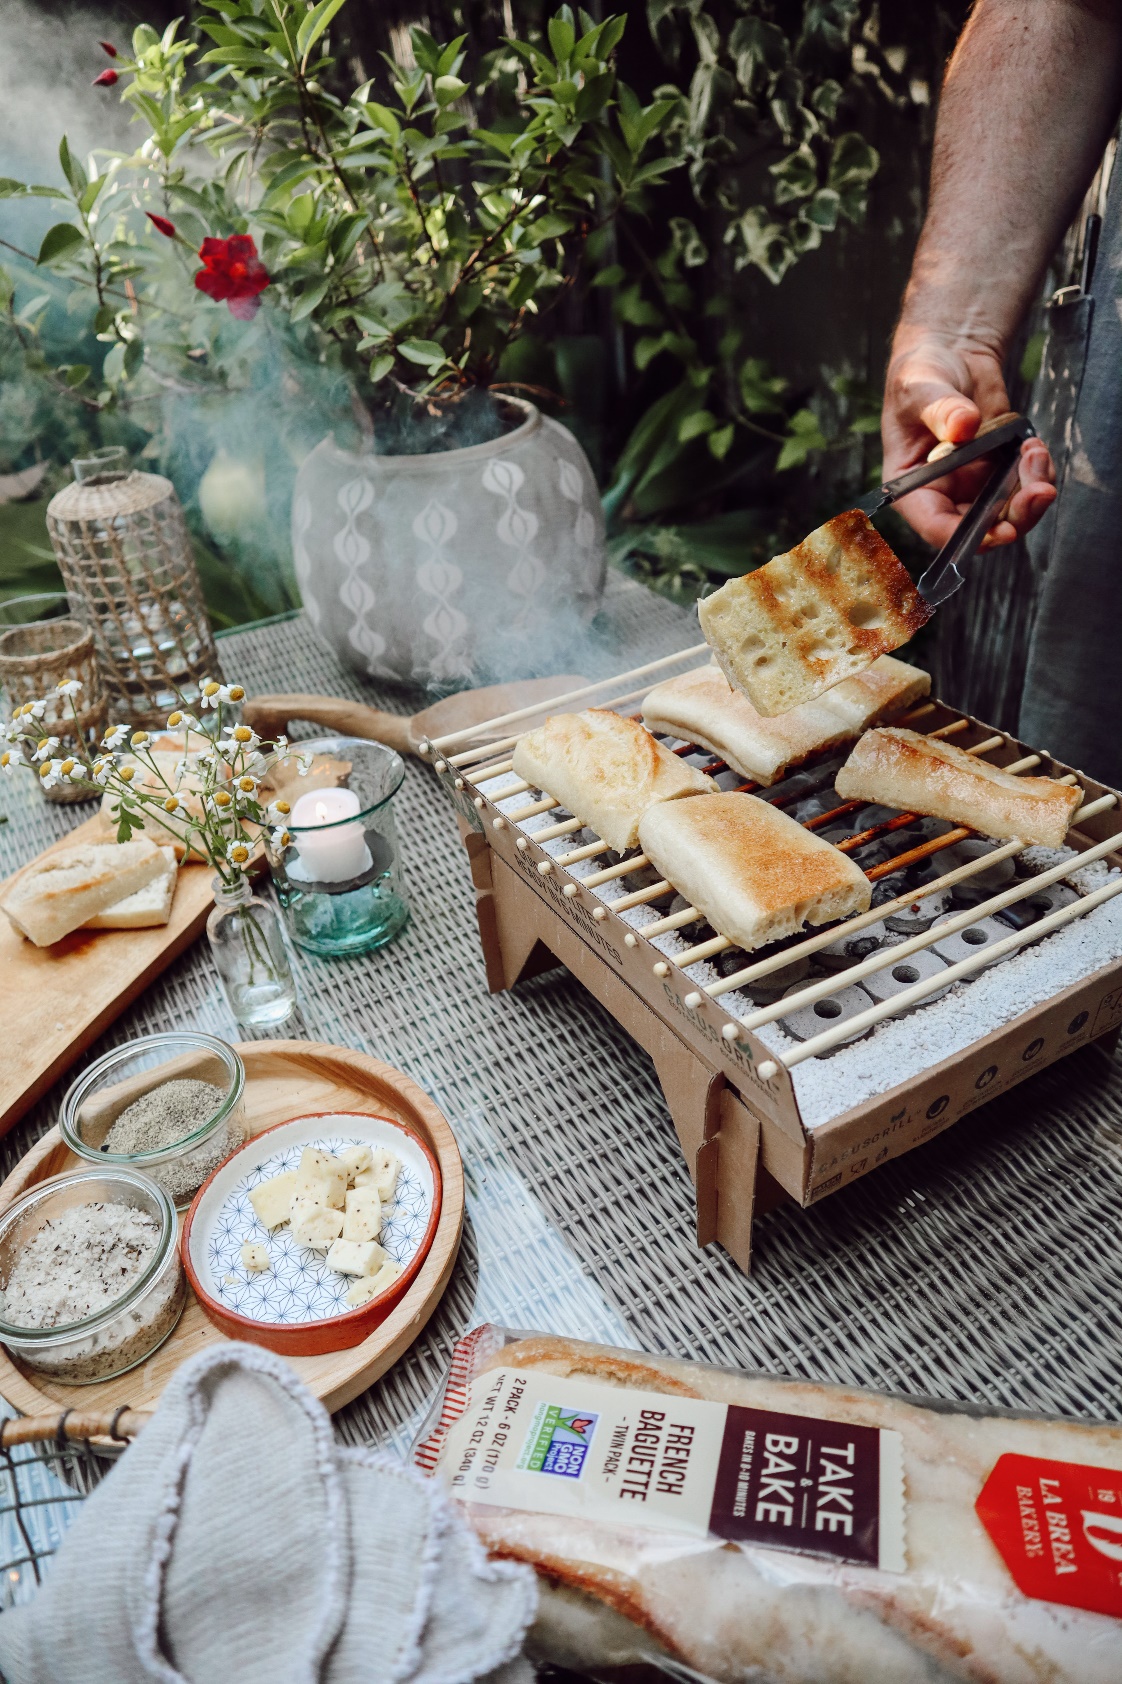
[423,647,1122,1273]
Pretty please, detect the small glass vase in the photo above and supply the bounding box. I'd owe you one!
[206,877,297,1030]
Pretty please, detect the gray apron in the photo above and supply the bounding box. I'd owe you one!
[1019,156,1122,785]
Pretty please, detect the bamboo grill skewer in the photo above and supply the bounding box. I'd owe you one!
[755,875,1122,1078]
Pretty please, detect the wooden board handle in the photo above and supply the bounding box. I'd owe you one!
[242,694,416,756]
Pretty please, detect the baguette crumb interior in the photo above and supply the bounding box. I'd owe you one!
[835,727,1083,849]
[511,709,717,853]
[638,791,871,952]
[697,511,931,717]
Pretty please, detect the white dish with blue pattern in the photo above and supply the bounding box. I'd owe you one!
[187,1112,436,1325]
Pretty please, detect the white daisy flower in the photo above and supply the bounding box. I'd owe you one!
[55,679,82,699]
[270,826,292,851]
[216,683,246,704]
[2,719,21,743]
[273,733,289,753]
[38,758,64,789]
[90,757,113,786]
[267,799,291,823]
[33,736,60,762]
[26,699,47,720]
[102,724,129,749]
[208,789,235,814]
[0,749,18,776]
[199,680,222,709]
[226,839,251,866]
[297,752,314,776]
[162,793,186,815]
[221,724,260,752]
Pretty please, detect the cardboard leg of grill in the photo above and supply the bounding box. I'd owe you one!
[477,851,760,1271]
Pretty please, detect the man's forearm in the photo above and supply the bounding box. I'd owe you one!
[899,0,1122,357]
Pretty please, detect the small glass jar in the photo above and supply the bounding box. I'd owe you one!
[266,737,410,956]
[0,1167,185,1384]
[207,877,297,1028]
[61,1032,247,1208]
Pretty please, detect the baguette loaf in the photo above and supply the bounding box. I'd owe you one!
[641,656,930,785]
[84,846,178,929]
[697,511,930,716]
[511,710,717,853]
[2,837,165,947]
[638,791,871,950]
[835,728,1082,849]
[459,1334,1122,1684]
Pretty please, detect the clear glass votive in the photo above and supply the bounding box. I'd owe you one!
[266,736,410,956]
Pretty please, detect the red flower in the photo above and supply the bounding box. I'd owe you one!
[92,68,119,86]
[99,40,118,57]
[146,212,177,239]
[194,235,271,320]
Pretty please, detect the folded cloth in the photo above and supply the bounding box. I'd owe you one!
[0,1343,536,1684]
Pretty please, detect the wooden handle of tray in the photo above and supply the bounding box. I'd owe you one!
[241,694,416,756]
[0,1406,152,1448]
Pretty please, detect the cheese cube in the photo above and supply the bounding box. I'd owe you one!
[339,1144,372,1184]
[289,1197,344,1248]
[354,1148,400,1201]
[344,1259,403,1307]
[240,1242,271,1272]
[295,1147,346,1210]
[249,1171,299,1231]
[342,1187,381,1243]
[326,1237,388,1278]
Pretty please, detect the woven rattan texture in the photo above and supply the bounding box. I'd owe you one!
[45,472,217,728]
[0,620,107,805]
[0,574,1120,1457]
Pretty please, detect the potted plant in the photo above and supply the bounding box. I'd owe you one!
[1,2,679,684]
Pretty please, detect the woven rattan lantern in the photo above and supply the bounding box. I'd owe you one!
[0,615,108,804]
[46,453,218,730]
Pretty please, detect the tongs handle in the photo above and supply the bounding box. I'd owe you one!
[916,438,1023,608]
[858,411,1034,514]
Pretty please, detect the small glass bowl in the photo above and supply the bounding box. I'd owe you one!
[61,1033,247,1208]
[0,1167,185,1384]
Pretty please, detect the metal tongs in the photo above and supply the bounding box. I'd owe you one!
[854,411,1036,608]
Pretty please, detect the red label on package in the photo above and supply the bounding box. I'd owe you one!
[976,1454,1122,1617]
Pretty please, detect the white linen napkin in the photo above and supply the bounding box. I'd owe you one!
[0,1343,536,1684]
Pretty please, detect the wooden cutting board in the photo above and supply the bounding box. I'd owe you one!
[0,818,217,1137]
[0,1043,464,1414]
[242,673,588,756]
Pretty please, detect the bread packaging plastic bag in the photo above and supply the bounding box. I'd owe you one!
[413,1326,1122,1683]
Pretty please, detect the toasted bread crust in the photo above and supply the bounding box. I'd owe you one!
[835,728,1082,848]
[698,512,931,717]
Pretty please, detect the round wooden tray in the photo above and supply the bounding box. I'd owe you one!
[0,1041,464,1416]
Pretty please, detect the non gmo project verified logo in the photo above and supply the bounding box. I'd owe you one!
[518,1403,599,1479]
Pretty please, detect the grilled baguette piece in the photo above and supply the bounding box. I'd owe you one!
[84,846,178,929]
[511,710,716,853]
[464,1334,1122,1684]
[641,655,929,785]
[697,510,930,717]
[835,727,1082,848]
[2,837,165,947]
[638,791,870,950]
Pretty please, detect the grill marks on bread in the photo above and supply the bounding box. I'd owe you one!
[836,728,1082,849]
[697,511,931,717]
[641,655,930,786]
[511,709,717,853]
[638,792,871,952]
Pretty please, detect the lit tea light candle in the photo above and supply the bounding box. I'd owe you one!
[288,788,372,883]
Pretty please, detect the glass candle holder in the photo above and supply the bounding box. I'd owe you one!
[266,736,410,957]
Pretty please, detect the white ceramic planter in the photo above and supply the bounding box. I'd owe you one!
[292,398,606,685]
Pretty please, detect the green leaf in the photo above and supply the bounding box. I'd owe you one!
[296,0,349,60]
[591,263,625,288]
[361,101,401,141]
[678,409,716,442]
[398,337,447,367]
[549,10,576,63]
[708,423,735,460]
[776,407,828,471]
[368,352,394,383]
[290,277,331,321]
[829,132,879,189]
[803,187,840,230]
[78,176,107,217]
[132,23,160,56]
[0,178,66,200]
[59,363,91,387]
[434,74,469,105]
[123,337,144,377]
[58,136,86,196]
[769,145,818,204]
[36,222,84,265]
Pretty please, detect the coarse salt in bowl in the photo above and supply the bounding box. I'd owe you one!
[60,1032,246,1208]
[0,1167,185,1384]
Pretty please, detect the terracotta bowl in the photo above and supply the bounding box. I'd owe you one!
[182,1110,442,1357]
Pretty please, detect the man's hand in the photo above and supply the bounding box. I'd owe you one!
[882,331,1056,550]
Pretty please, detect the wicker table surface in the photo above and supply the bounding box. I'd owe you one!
[1,572,1120,1456]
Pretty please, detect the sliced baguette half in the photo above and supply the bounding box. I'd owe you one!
[2,837,165,947]
[835,727,1082,848]
[511,710,716,853]
[697,511,930,717]
[638,792,871,952]
[84,846,178,929]
[641,655,929,786]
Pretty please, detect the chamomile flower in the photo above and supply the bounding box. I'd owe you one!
[33,736,60,762]
[38,758,63,789]
[267,799,291,822]
[130,731,150,749]
[297,752,314,776]
[225,724,259,749]
[273,733,289,754]
[162,793,186,815]
[102,724,129,749]
[199,680,222,709]
[208,788,234,812]
[118,763,136,782]
[90,757,113,786]
[216,683,245,704]
[270,826,292,851]
[235,774,258,795]
[55,679,82,699]
[2,718,20,743]
[167,710,184,729]
[58,758,79,781]
[25,699,47,720]
[0,749,17,776]
[226,840,251,867]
